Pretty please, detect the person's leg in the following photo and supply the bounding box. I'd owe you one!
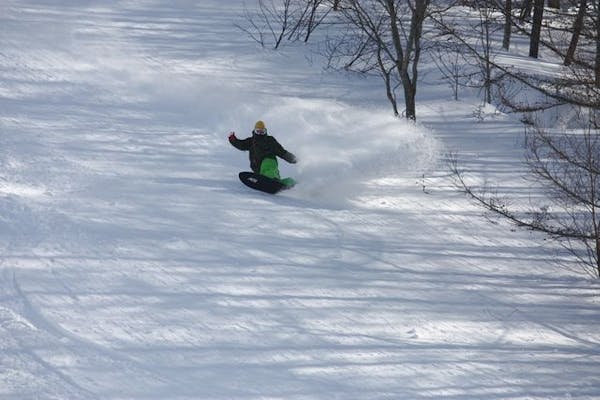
[259,158,280,179]
[260,158,295,188]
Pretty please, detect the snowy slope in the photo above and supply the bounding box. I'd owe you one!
[1,1,599,399]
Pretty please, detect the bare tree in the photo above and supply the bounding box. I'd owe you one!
[287,0,332,43]
[451,107,600,278]
[595,0,600,86]
[388,0,429,119]
[237,0,294,49]
[430,44,471,101]
[565,0,588,66]
[238,0,332,49]
[478,3,496,104]
[501,0,598,85]
[433,0,600,106]
[529,0,545,58]
[524,109,600,276]
[460,0,600,109]
[503,0,512,50]
[434,0,600,277]
[239,0,431,119]
[326,0,430,119]
[430,1,502,105]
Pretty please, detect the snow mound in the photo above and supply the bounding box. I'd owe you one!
[227,97,440,202]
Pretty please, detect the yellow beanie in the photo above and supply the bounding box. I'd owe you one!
[254,120,266,130]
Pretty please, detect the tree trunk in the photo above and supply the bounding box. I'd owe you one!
[333,0,340,10]
[564,0,587,66]
[304,0,319,42]
[389,0,427,120]
[529,0,544,58]
[377,45,399,116]
[406,0,428,120]
[596,0,600,87]
[402,82,417,120]
[482,7,493,103]
[596,237,600,278]
[503,0,512,50]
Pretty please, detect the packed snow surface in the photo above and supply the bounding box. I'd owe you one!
[1,1,598,399]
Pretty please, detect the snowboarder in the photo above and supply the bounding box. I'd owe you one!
[229,120,297,188]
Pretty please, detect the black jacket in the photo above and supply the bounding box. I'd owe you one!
[230,132,296,173]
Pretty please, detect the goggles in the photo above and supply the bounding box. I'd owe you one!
[254,128,267,135]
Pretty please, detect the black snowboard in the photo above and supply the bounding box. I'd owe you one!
[239,171,286,194]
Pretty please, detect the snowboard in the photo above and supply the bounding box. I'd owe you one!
[239,171,286,194]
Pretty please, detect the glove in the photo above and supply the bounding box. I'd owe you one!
[228,132,236,141]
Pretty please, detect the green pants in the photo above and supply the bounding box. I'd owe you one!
[260,158,296,187]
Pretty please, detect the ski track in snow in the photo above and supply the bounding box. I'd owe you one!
[1,1,599,399]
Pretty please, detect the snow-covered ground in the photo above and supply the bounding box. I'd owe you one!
[1,1,599,399]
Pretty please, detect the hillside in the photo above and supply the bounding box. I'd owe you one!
[1,1,599,399]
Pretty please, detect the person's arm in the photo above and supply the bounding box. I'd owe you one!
[271,137,297,164]
[281,150,297,164]
[229,132,251,151]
